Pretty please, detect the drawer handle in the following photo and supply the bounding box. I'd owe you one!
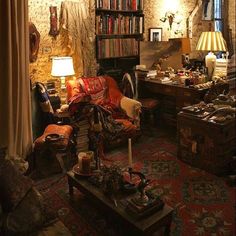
[183,92,191,97]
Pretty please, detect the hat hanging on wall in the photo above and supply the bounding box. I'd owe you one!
[29,22,40,63]
[49,6,59,37]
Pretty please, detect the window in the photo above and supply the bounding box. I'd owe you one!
[214,0,223,31]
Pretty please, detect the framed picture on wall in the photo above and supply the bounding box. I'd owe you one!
[202,0,214,20]
[149,28,162,42]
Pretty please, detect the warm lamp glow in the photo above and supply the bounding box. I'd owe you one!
[196,31,227,79]
[51,56,75,77]
[51,56,75,104]
[163,0,180,12]
[196,31,227,52]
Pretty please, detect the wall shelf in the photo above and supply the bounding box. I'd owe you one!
[95,0,144,84]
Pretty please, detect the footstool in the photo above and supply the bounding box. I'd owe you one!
[34,124,73,176]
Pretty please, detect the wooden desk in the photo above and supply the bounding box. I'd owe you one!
[138,78,229,126]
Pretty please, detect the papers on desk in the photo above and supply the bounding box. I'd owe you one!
[159,77,173,84]
[146,70,157,78]
[147,76,173,84]
[214,59,228,77]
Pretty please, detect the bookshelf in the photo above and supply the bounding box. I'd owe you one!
[95,0,144,85]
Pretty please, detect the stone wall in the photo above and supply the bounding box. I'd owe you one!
[29,0,67,84]
[228,0,236,55]
[29,0,235,84]
[29,0,96,84]
[143,0,196,41]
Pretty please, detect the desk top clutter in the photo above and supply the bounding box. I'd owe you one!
[136,66,228,90]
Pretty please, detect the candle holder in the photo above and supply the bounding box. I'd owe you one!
[128,138,133,167]
[92,105,103,173]
[128,168,151,206]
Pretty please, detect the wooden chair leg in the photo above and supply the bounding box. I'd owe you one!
[149,109,155,126]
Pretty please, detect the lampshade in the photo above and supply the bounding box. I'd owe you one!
[51,56,75,77]
[196,32,227,79]
[196,31,227,52]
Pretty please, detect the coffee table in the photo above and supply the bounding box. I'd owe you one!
[67,171,173,236]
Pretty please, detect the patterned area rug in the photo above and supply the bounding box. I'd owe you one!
[36,131,236,236]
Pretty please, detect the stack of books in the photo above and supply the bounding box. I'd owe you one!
[126,195,164,219]
[74,119,90,154]
[214,58,228,77]
[135,69,148,80]
[146,70,157,79]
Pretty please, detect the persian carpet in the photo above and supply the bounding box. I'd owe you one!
[36,130,236,236]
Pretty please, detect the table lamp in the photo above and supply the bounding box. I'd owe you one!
[51,56,75,103]
[196,31,227,79]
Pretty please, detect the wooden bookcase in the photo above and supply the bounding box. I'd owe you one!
[95,0,144,85]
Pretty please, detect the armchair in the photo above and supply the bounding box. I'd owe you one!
[66,76,141,150]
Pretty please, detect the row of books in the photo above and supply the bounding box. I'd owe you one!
[97,38,138,59]
[96,15,143,35]
[96,0,143,11]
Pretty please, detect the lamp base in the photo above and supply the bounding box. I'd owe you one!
[60,76,67,105]
[205,52,216,80]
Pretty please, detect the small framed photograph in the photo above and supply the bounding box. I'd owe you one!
[149,28,162,42]
[202,0,214,20]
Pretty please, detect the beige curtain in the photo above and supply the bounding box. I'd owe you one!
[0,0,33,160]
[60,0,97,77]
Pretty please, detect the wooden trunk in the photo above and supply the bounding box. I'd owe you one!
[177,111,236,175]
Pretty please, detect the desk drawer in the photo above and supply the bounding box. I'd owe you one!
[177,88,195,98]
[145,82,176,96]
[162,86,176,96]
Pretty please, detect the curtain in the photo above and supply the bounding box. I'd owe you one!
[60,0,97,77]
[0,0,33,160]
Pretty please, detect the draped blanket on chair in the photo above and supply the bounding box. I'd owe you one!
[67,76,139,150]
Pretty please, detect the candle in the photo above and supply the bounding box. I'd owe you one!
[81,155,91,174]
[128,138,132,167]
[78,152,86,171]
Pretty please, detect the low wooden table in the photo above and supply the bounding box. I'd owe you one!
[67,171,173,236]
